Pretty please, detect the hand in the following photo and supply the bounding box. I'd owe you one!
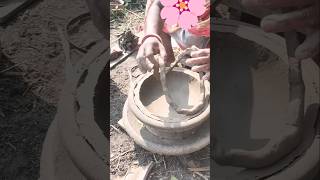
[136,37,167,73]
[242,0,319,64]
[185,48,210,80]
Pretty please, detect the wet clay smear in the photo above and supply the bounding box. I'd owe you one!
[139,71,202,120]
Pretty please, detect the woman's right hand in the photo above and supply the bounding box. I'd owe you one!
[136,37,167,73]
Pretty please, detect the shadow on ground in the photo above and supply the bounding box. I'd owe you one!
[0,57,56,180]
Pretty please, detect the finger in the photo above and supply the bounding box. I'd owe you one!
[295,31,320,60]
[158,43,168,63]
[158,55,165,67]
[146,56,157,71]
[145,45,158,71]
[185,57,210,66]
[242,0,314,9]
[191,64,210,72]
[190,49,210,58]
[136,47,148,73]
[261,6,319,33]
[202,72,210,80]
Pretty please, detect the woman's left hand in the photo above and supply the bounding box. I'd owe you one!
[185,48,210,80]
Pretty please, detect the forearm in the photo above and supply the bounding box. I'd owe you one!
[145,0,164,35]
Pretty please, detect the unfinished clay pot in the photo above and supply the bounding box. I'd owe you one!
[119,67,210,155]
[211,18,319,179]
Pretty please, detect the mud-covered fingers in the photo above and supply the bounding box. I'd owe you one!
[190,48,210,58]
[185,57,210,66]
[136,46,148,73]
[191,64,210,72]
[242,0,315,9]
[145,45,159,70]
[158,43,168,66]
[261,6,319,33]
[295,31,320,60]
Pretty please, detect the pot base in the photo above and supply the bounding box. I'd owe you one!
[118,100,210,155]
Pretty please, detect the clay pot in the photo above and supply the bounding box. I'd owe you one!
[211,18,320,179]
[119,67,210,155]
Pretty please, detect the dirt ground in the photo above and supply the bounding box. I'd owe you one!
[0,0,103,179]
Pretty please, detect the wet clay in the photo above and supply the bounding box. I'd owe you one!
[139,70,204,120]
[150,47,207,116]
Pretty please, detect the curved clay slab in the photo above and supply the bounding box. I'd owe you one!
[139,71,203,120]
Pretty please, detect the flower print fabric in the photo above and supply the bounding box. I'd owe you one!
[160,0,206,30]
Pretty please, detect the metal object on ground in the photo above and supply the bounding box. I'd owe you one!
[119,67,210,155]
[212,18,319,179]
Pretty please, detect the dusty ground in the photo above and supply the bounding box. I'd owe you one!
[0,0,103,179]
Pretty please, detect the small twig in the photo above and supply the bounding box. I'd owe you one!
[23,85,33,96]
[111,125,122,134]
[188,167,210,172]
[162,156,167,170]
[0,63,21,74]
[167,55,184,73]
[153,154,159,163]
[115,156,121,170]
[6,142,16,151]
[194,172,209,180]
[111,149,134,161]
[124,8,143,19]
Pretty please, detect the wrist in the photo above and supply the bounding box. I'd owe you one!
[139,33,163,45]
